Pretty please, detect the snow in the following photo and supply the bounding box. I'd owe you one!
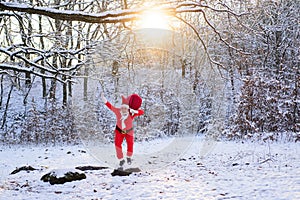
[0,137,299,200]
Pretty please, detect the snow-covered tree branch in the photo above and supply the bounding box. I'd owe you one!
[0,1,140,23]
[0,1,244,24]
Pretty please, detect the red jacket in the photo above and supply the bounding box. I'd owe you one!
[105,101,144,131]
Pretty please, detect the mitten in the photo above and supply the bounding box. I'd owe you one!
[101,93,107,103]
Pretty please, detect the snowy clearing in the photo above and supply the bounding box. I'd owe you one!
[0,137,299,200]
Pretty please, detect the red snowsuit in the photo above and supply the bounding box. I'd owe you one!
[105,101,144,159]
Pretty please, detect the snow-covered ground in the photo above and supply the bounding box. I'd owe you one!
[0,137,299,200]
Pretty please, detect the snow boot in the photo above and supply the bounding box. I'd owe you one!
[119,159,125,167]
[127,157,132,165]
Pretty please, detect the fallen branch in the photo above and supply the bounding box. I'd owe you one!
[10,165,37,175]
[259,158,273,164]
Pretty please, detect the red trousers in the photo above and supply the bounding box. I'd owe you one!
[114,130,134,159]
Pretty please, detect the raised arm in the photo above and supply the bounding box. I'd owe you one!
[101,93,108,103]
[101,93,119,114]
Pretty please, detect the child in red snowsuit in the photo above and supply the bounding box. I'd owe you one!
[101,93,144,167]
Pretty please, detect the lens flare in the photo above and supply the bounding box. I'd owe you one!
[138,10,171,30]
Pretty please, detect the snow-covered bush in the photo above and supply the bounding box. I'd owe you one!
[222,0,300,141]
[16,102,78,144]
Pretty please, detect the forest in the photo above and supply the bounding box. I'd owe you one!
[0,0,299,144]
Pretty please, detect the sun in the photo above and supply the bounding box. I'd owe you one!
[137,10,171,30]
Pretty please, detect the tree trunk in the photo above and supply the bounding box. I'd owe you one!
[1,85,14,129]
[0,75,3,108]
[63,75,67,106]
[67,59,73,99]
[17,14,31,86]
[50,53,57,100]
[50,1,61,101]
[181,59,186,78]
[38,11,47,98]
[83,66,88,101]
